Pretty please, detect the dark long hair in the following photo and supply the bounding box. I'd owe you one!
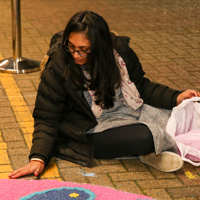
[62,11,121,109]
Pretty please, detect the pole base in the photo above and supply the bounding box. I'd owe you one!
[0,57,40,73]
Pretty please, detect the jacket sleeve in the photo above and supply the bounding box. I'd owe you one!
[29,61,67,165]
[125,47,180,109]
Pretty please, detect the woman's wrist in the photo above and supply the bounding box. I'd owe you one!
[30,158,45,164]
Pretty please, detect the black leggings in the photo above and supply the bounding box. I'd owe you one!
[87,123,155,159]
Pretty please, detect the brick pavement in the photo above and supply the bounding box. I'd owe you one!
[0,0,200,199]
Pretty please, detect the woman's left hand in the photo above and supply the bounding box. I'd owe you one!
[176,89,200,105]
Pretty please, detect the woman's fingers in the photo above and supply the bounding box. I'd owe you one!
[177,89,200,105]
[8,169,29,179]
[8,161,44,179]
[188,90,199,97]
[196,91,200,97]
[33,165,44,176]
[8,167,31,179]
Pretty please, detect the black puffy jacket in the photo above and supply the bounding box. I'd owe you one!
[29,31,180,167]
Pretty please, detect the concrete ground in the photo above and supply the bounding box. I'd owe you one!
[0,0,200,199]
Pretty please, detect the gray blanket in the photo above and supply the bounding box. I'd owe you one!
[86,88,178,155]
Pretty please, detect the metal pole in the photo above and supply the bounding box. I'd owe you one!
[0,0,40,73]
[12,0,22,60]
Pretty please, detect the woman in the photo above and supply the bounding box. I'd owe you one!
[9,11,200,178]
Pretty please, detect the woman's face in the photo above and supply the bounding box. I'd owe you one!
[68,32,90,65]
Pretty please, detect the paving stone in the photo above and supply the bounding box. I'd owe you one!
[0,150,10,164]
[6,141,27,149]
[0,142,7,149]
[87,174,114,188]
[2,129,23,141]
[13,74,29,80]
[174,198,199,200]
[0,107,14,117]
[0,100,11,107]
[110,171,154,182]
[176,168,200,186]
[0,117,16,124]
[196,168,200,175]
[144,188,172,200]
[183,162,197,169]
[18,87,36,92]
[55,158,82,169]
[40,160,60,179]
[24,133,33,148]
[115,180,145,194]
[0,172,11,179]
[137,179,183,189]
[0,89,5,96]
[59,168,87,183]
[150,168,177,179]
[121,158,148,172]
[15,80,34,89]
[83,164,126,174]
[10,155,30,170]
[14,111,33,122]
[167,187,200,198]
[8,148,30,156]
[23,95,37,106]
[0,135,3,143]
[21,127,34,134]
[0,165,12,172]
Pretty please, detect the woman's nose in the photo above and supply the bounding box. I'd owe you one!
[73,51,81,58]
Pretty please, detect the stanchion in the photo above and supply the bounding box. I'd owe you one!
[0,0,40,73]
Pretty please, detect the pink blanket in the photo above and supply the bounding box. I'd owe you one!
[0,179,154,200]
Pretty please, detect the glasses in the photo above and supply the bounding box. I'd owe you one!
[63,38,90,58]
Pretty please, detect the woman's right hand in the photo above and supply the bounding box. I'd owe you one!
[8,160,45,179]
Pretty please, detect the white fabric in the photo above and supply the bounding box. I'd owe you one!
[114,49,143,110]
[30,158,45,163]
[87,90,103,118]
[85,49,143,118]
[166,97,200,166]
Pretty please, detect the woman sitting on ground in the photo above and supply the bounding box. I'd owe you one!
[9,10,200,178]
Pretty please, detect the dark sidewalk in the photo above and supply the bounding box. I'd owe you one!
[0,0,200,199]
